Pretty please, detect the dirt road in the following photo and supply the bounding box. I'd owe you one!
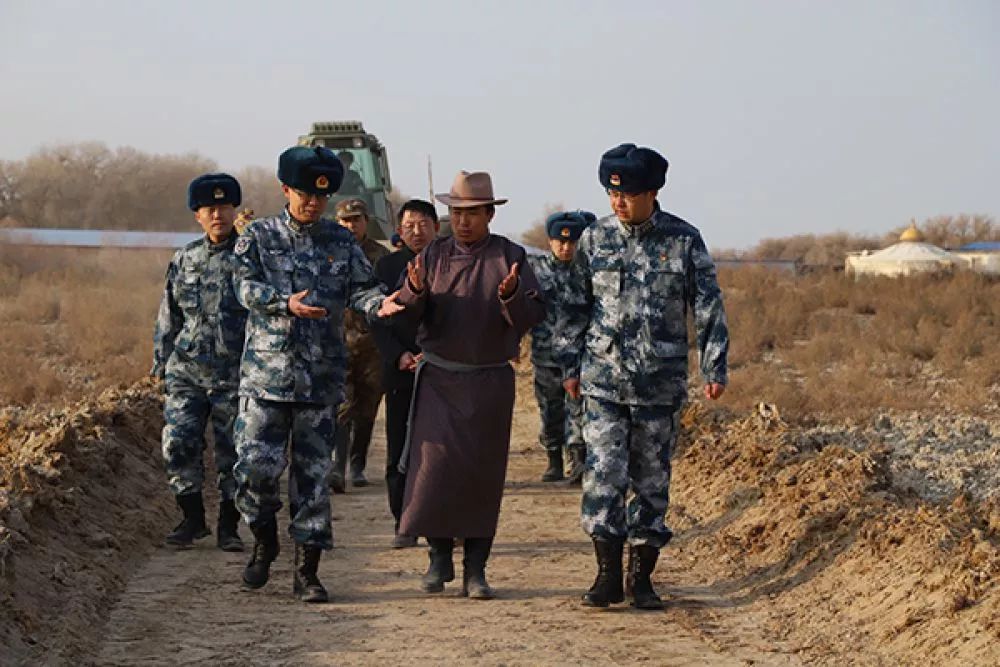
[93,413,798,666]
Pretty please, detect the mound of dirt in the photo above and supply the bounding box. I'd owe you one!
[669,402,999,665]
[0,379,172,664]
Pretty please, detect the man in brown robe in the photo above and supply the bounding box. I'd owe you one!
[389,171,545,600]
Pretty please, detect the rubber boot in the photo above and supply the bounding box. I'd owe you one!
[581,538,624,608]
[541,449,564,482]
[421,538,455,593]
[349,418,374,487]
[242,520,279,589]
[461,536,496,600]
[293,544,329,603]
[165,493,210,548]
[627,544,665,610]
[216,499,244,552]
[330,424,348,494]
[565,445,586,487]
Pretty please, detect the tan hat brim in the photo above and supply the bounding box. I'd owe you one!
[435,194,508,208]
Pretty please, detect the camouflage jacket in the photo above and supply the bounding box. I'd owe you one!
[152,234,247,389]
[555,208,729,406]
[526,252,588,368]
[234,209,386,405]
[343,236,391,354]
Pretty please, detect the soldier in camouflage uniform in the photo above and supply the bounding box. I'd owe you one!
[558,144,729,610]
[330,198,390,492]
[152,173,247,552]
[232,147,401,603]
[526,210,594,485]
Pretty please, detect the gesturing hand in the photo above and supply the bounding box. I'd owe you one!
[398,351,419,372]
[288,290,328,319]
[407,255,426,292]
[498,262,519,300]
[377,290,406,318]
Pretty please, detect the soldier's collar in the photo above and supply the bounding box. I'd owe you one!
[617,204,660,238]
[207,233,236,254]
[282,207,316,235]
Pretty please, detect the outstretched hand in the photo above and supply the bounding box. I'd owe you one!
[289,290,328,319]
[407,255,426,292]
[498,262,519,300]
[563,377,581,400]
[377,290,406,318]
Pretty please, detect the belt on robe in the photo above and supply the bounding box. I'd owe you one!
[397,351,511,475]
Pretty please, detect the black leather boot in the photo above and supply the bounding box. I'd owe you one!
[541,449,564,482]
[565,446,586,487]
[216,499,244,552]
[421,538,455,593]
[581,538,624,607]
[627,544,665,610]
[461,536,496,600]
[330,424,349,494]
[349,418,374,487]
[242,520,279,589]
[293,544,329,603]
[165,493,210,548]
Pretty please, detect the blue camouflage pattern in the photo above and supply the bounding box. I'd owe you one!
[532,363,583,455]
[581,397,679,547]
[152,234,247,498]
[233,397,337,548]
[162,388,239,499]
[233,209,387,406]
[526,252,589,367]
[555,208,729,405]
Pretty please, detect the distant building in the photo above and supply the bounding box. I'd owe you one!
[954,241,1000,275]
[845,224,963,278]
[0,227,198,249]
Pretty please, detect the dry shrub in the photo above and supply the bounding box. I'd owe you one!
[717,267,1000,421]
[0,246,168,406]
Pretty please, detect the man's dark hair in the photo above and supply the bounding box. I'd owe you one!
[397,198,438,224]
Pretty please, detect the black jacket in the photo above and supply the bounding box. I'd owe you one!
[372,246,420,390]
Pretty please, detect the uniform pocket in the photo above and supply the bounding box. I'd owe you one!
[176,272,200,308]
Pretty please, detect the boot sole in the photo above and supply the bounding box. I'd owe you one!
[581,592,625,607]
[462,588,496,600]
[165,528,211,549]
[218,541,245,552]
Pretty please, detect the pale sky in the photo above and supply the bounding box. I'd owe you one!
[2,0,997,249]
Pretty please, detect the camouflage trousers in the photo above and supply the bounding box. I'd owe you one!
[233,397,337,549]
[533,364,583,454]
[580,396,680,548]
[162,383,238,500]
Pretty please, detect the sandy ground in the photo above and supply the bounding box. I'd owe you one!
[92,408,797,667]
[2,374,997,666]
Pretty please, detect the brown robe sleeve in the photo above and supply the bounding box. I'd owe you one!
[498,244,546,335]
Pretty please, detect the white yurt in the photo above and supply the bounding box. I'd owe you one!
[845,224,963,278]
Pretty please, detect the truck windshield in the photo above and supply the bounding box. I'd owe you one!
[333,148,381,196]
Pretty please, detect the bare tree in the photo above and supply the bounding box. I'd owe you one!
[521,202,565,249]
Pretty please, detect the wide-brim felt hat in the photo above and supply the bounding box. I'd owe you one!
[435,171,508,208]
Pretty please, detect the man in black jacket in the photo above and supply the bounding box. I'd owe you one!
[372,199,440,548]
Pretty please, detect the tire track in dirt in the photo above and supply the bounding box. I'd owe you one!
[94,412,798,666]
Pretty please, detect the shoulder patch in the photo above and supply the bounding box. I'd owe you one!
[235,235,252,255]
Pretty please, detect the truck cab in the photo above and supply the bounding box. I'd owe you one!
[297,121,395,241]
